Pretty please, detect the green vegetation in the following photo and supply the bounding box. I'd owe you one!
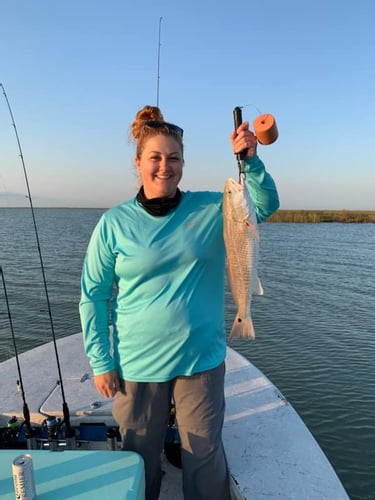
[267,210,375,223]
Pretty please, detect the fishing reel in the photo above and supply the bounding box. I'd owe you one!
[42,414,77,450]
[0,416,29,449]
[43,415,61,441]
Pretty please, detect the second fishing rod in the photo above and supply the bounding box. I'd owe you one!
[0,83,75,446]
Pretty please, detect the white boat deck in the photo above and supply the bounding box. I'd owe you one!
[0,333,348,499]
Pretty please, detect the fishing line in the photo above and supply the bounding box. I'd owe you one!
[241,103,263,116]
[0,266,34,439]
[0,83,73,438]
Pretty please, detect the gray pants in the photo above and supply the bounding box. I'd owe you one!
[112,362,230,500]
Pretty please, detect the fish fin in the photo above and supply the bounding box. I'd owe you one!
[254,277,264,296]
[228,315,256,341]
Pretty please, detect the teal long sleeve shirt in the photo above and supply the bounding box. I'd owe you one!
[79,156,279,381]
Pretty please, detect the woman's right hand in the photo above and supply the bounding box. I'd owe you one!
[93,369,121,398]
[230,121,258,158]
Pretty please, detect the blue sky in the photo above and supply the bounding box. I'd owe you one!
[1,0,374,209]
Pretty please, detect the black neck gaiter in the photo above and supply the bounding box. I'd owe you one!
[136,186,182,216]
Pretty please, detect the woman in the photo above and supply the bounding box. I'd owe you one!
[79,105,279,499]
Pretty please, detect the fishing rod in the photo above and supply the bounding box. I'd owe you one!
[233,106,247,176]
[0,266,35,443]
[156,16,163,107]
[0,83,74,440]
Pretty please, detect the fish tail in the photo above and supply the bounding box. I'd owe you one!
[228,314,256,341]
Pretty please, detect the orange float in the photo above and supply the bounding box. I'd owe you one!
[253,114,279,145]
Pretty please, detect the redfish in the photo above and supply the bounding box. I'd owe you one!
[223,175,263,340]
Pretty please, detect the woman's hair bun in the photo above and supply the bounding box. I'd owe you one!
[131,105,164,140]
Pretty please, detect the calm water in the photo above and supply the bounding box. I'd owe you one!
[0,208,374,499]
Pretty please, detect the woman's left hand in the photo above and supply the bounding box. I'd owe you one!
[230,121,257,158]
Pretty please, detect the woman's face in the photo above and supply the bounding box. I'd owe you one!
[135,134,183,199]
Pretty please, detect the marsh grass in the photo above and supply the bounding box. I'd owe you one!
[267,210,375,223]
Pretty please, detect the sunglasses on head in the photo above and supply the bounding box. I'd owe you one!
[144,120,184,138]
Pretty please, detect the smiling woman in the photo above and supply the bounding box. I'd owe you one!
[130,106,185,202]
[79,104,279,499]
[135,135,183,200]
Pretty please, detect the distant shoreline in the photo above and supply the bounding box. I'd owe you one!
[1,206,375,223]
[267,210,375,223]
